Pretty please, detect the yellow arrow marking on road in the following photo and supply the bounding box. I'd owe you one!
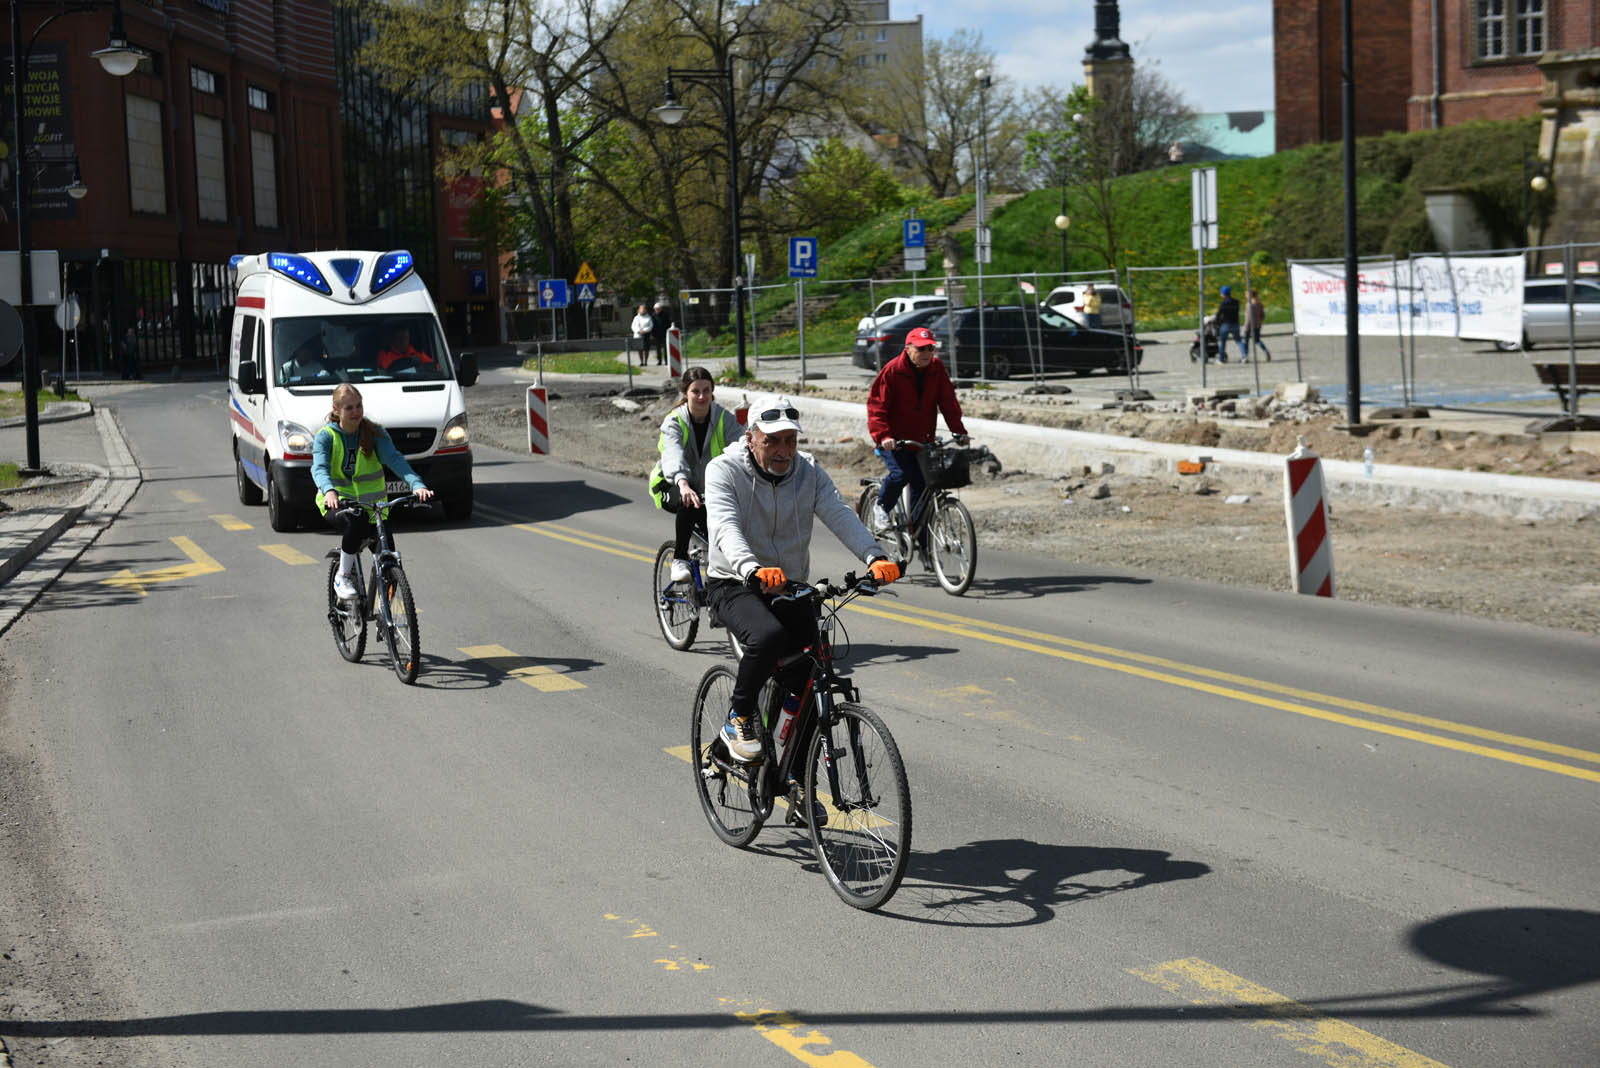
[1130,958,1449,1068]
[209,513,252,531]
[259,543,317,565]
[174,490,203,503]
[101,536,224,597]
[459,644,586,692]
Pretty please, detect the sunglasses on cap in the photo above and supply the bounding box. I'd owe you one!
[756,406,800,422]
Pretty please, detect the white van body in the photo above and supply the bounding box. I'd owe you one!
[227,250,478,531]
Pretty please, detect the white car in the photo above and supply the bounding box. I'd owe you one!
[1496,278,1600,351]
[1042,283,1135,333]
[855,294,949,336]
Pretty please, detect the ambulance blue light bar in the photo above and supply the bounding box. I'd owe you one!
[370,250,415,296]
[267,253,332,295]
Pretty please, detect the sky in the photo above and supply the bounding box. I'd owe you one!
[907,1,1276,116]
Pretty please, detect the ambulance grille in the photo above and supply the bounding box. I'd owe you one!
[388,427,436,454]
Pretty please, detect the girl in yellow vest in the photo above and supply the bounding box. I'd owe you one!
[656,366,744,582]
[313,383,434,600]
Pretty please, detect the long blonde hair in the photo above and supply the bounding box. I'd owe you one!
[328,383,379,456]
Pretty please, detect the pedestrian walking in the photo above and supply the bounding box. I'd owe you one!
[119,326,142,380]
[1245,290,1272,362]
[1214,286,1247,364]
[651,301,671,366]
[630,304,655,366]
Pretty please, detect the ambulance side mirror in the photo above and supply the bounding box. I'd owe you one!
[236,357,266,395]
[455,351,478,387]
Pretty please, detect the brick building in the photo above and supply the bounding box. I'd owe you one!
[4,0,346,373]
[1274,0,1599,150]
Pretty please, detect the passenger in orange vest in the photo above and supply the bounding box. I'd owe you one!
[376,324,435,371]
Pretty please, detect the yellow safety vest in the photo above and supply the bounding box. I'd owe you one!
[316,425,386,514]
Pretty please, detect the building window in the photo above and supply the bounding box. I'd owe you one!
[1475,0,1544,60]
[876,29,887,42]
[876,53,887,65]
[193,114,227,221]
[190,65,218,94]
[251,129,278,229]
[247,85,273,112]
[125,94,166,214]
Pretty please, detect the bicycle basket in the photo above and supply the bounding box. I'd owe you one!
[917,446,971,490]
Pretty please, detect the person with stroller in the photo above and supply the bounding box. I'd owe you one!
[1214,285,1248,364]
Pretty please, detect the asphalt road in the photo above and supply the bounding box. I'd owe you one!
[0,381,1596,1067]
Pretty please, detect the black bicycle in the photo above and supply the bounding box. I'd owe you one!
[653,523,716,650]
[857,437,1000,596]
[326,494,422,684]
[690,574,912,910]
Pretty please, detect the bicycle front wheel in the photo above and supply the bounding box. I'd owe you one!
[691,665,764,847]
[327,559,366,662]
[806,702,912,910]
[928,497,977,596]
[381,566,420,684]
[653,542,699,650]
[857,482,910,564]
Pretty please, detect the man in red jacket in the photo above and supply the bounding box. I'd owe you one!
[865,326,967,532]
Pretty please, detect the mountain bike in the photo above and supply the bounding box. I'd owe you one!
[856,437,1000,596]
[690,573,912,910]
[326,494,422,684]
[653,524,718,650]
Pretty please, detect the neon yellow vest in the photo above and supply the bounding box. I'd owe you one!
[316,424,386,513]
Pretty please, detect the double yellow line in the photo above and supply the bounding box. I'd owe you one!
[506,516,1600,783]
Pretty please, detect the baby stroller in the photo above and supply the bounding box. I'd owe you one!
[1188,315,1219,363]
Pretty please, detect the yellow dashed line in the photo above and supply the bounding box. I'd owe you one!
[174,489,203,503]
[458,644,586,692]
[259,543,317,565]
[209,513,252,531]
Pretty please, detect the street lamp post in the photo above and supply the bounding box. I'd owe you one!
[1054,212,1070,276]
[653,59,746,378]
[9,0,144,472]
[974,68,992,378]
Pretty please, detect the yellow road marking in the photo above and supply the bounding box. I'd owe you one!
[459,644,586,692]
[209,513,252,531]
[514,522,655,562]
[174,489,203,503]
[259,543,316,565]
[1129,958,1449,1068]
[101,536,224,596]
[842,601,1600,784]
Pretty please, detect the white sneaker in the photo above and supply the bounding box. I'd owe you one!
[333,571,358,601]
[870,502,893,532]
[669,559,691,583]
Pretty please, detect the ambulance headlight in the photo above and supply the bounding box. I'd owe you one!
[279,420,316,455]
[442,413,469,448]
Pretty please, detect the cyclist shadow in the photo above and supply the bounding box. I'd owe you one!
[835,641,959,667]
[364,651,602,691]
[881,838,1210,928]
[958,574,1153,599]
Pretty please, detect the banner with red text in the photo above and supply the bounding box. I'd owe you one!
[1289,256,1523,344]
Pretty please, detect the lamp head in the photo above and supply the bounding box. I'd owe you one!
[653,77,686,125]
[1054,214,1070,231]
[1530,173,1549,193]
[93,8,147,77]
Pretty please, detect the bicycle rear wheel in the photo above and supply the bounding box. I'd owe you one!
[856,483,910,564]
[928,497,977,596]
[806,702,912,910]
[653,541,699,650]
[327,558,366,662]
[691,665,764,847]
[381,565,420,684]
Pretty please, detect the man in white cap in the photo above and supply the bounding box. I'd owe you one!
[703,398,902,773]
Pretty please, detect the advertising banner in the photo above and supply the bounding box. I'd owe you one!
[1290,256,1523,344]
[2,43,79,220]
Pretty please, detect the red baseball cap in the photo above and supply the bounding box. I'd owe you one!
[905,327,938,348]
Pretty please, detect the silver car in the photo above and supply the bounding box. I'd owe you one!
[1498,278,1600,350]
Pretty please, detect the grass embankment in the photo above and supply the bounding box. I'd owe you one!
[681,117,1539,352]
[0,388,86,419]
[518,350,638,375]
[0,462,21,489]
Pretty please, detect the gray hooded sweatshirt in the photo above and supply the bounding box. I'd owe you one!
[705,438,884,583]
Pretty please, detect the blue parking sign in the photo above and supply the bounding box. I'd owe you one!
[788,237,818,278]
[904,219,925,248]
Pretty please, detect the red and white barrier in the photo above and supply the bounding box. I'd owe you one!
[526,385,550,455]
[667,325,683,377]
[733,392,750,427]
[1283,440,1333,597]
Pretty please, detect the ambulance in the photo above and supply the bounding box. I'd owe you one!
[227,250,477,531]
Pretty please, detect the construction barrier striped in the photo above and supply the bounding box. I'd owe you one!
[527,385,549,455]
[667,325,683,377]
[1283,441,1333,597]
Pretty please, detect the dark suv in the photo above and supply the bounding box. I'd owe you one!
[851,305,949,371]
[930,305,1142,379]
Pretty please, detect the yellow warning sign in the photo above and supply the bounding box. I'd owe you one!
[574,261,598,285]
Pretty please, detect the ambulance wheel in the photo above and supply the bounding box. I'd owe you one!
[235,443,263,506]
[268,470,300,532]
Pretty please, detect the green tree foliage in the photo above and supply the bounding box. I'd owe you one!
[770,139,912,246]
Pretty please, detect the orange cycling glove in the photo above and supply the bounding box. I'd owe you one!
[868,559,901,585]
[753,566,787,592]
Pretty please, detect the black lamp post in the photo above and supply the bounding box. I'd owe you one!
[1522,151,1551,250]
[653,60,746,379]
[9,0,144,472]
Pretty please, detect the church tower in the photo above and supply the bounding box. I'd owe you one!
[1083,0,1133,99]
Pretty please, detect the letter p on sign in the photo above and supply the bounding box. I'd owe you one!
[788,237,818,278]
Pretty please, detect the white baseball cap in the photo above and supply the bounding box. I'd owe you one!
[751,397,802,434]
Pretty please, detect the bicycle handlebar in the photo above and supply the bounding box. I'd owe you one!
[333,493,418,519]
[764,571,881,604]
[884,437,1002,475]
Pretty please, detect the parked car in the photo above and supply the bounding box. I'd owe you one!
[1495,278,1600,351]
[1041,283,1135,333]
[854,293,949,336]
[929,305,1143,379]
[851,305,950,371]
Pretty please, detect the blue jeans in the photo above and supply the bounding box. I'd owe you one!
[876,446,926,520]
[1085,313,1102,329]
[1215,321,1247,362]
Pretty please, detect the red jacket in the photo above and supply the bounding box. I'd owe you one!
[866,352,966,446]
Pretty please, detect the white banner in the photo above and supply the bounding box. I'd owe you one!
[1290,256,1524,343]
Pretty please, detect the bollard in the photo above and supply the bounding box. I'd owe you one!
[527,385,550,455]
[734,392,750,427]
[1283,438,1333,597]
[667,325,683,378]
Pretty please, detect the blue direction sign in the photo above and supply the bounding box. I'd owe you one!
[574,282,596,303]
[537,278,569,308]
[788,236,818,279]
[903,219,925,248]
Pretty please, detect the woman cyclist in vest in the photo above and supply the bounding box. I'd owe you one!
[657,366,744,583]
[313,383,433,600]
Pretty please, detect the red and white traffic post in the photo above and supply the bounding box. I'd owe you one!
[527,384,550,455]
[1283,439,1333,597]
[667,325,683,378]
